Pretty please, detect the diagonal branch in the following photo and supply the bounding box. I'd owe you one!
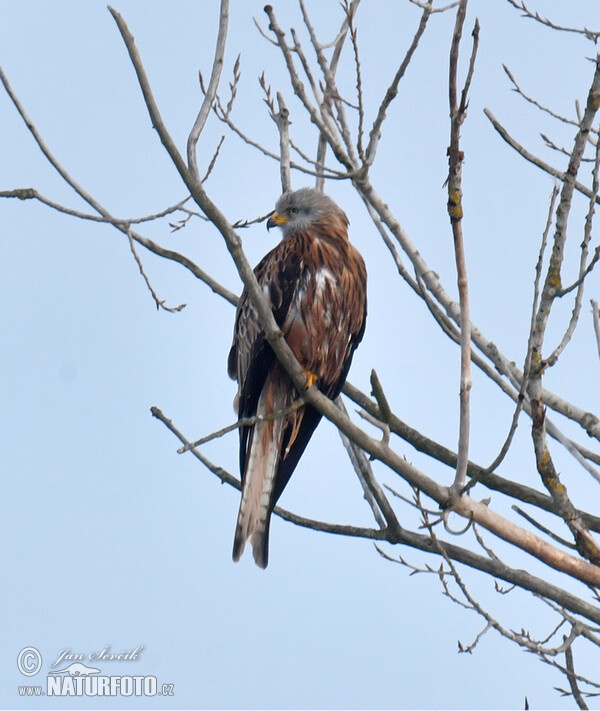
[527,54,600,564]
[187,0,229,177]
[151,404,600,626]
[363,0,433,169]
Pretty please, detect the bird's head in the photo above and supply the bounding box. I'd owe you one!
[266,187,343,237]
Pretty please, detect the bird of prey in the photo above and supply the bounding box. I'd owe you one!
[228,187,367,568]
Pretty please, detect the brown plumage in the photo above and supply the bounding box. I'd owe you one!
[228,187,367,568]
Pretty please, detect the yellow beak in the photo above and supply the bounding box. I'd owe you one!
[266,212,288,230]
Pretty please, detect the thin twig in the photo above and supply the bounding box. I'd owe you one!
[212,93,349,179]
[503,64,596,134]
[153,409,600,626]
[527,54,600,563]
[231,210,273,229]
[126,229,186,313]
[542,133,596,162]
[0,60,238,308]
[363,0,433,168]
[476,185,559,481]
[336,398,392,529]
[201,135,226,183]
[505,0,600,43]
[558,245,600,297]
[546,127,600,368]
[592,300,600,361]
[409,0,460,11]
[178,400,304,453]
[313,0,361,189]
[343,0,365,159]
[187,0,229,177]
[298,0,359,167]
[485,108,600,210]
[447,4,478,496]
[512,505,577,550]
[275,92,291,192]
[564,639,590,710]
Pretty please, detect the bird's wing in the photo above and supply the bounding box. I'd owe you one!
[228,240,302,481]
[271,232,367,504]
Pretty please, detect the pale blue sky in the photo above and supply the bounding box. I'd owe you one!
[2,1,600,708]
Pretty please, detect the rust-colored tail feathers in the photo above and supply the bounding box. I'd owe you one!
[232,374,298,568]
[232,417,281,568]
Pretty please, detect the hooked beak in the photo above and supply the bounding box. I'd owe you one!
[266,212,288,231]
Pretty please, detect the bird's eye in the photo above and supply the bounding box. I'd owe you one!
[289,207,298,214]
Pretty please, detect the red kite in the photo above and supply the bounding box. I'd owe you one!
[228,187,367,567]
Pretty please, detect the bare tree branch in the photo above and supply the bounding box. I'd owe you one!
[187,0,229,177]
[447,2,478,495]
[505,0,600,42]
[126,229,186,313]
[363,0,433,169]
[564,640,590,710]
[152,405,600,626]
[527,54,600,564]
[503,63,596,134]
[592,299,600,361]
[546,128,600,368]
[274,92,291,192]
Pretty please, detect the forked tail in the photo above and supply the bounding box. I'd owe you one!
[232,406,283,568]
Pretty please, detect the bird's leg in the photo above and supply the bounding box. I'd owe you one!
[288,370,317,411]
[305,370,318,389]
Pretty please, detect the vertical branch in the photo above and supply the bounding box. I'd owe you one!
[592,299,600,361]
[299,0,359,168]
[363,1,433,170]
[309,0,362,191]
[447,1,479,496]
[527,55,600,563]
[481,186,560,477]
[343,0,365,160]
[564,638,589,711]
[263,5,352,172]
[187,0,229,178]
[547,126,600,367]
[275,92,292,192]
[336,397,400,533]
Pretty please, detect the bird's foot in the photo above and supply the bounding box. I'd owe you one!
[305,370,318,389]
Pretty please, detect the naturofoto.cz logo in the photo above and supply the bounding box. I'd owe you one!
[16,645,175,698]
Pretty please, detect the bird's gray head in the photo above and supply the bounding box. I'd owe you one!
[266,187,343,237]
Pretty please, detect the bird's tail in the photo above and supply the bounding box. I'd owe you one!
[232,378,286,569]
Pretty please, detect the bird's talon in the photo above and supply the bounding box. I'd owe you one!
[291,397,303,411]
[305,371,318,389]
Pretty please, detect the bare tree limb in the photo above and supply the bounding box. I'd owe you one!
[546,128,600,368]
[275,92,291,192]
[151,405,600,625]
[592,299,600,361]
[343,381,600,533]
[503,63,597,134]
[446,2,478,495]
[126,229,186,313]
[527,54,600,563]
[363,0,433,169]
[505,0,600,42]
[187,0,229,177]
[564,639,590,710]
